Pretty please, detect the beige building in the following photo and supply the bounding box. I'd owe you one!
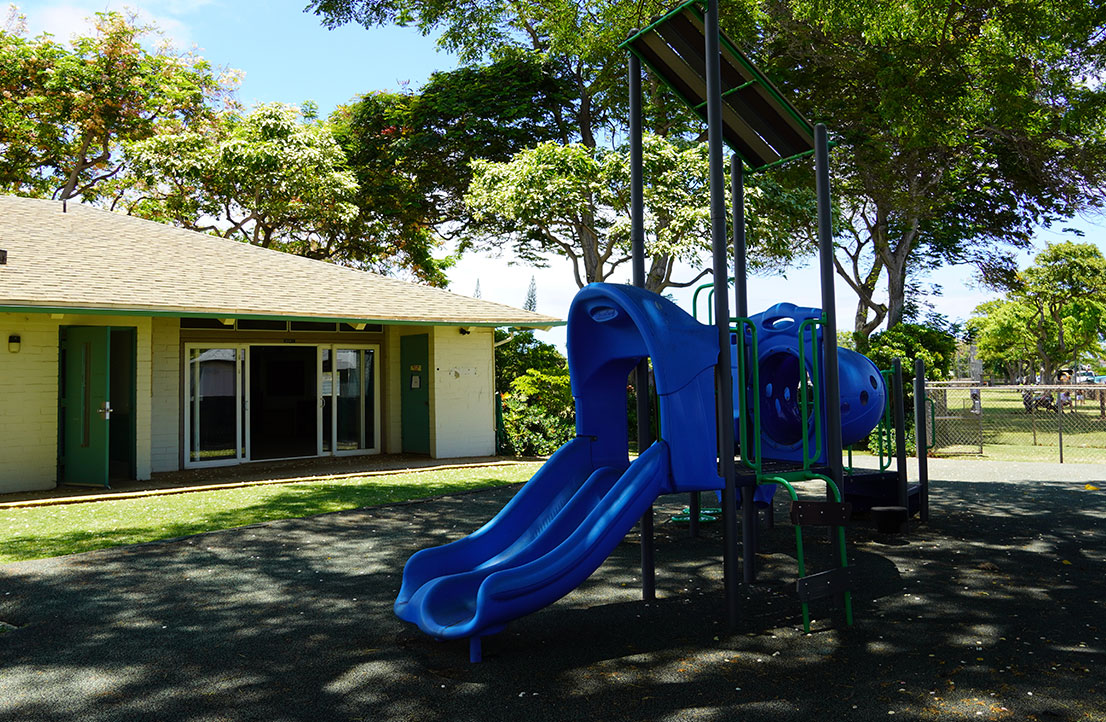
[0,196,559,494]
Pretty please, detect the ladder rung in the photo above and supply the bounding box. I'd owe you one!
[789,500,852,527]
[796,566,856,603]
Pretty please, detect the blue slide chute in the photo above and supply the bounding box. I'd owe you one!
[395,284,722,650]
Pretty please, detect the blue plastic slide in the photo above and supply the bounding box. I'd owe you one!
[395,284,725,659]
[396,438,668,642]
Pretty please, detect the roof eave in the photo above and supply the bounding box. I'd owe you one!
[0,303,564,328]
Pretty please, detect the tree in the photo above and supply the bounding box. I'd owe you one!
[307,0,711,147]
[329,51,572,285]
[1014,242,1106,381]
[121,103,396,270]
[968,242,1106,382]
[308,0,815,291]
[493,328,565,396]
[466,135,814,293]
[866,323,958,382]
[0,10,230,202]
[500,367,575,456]
[966,299,1041,382]
[761,0,1106,349]
[523,276,537,312]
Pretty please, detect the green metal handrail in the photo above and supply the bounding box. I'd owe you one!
[796,316,825,470]
[733,317,762,474]
[691,283,714,323]
[874,368,895,471]
[691,279,737,324]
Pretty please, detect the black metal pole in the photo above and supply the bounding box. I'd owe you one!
[815,125,843,496]
[732,154,755,583]
[892,358,909,532]
[913,358,929,523]
[706,0,739,628]
[629,51,655,601]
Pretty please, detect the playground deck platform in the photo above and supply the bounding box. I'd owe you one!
[1,458,1104,721]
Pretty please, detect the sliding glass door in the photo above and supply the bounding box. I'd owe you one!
[186,343,379,468]
[320,347,379,455]
[185,346,244,465]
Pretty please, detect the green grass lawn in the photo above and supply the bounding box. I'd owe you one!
[0,463,540,564]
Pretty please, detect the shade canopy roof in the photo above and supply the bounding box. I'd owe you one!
[621,0,816,171]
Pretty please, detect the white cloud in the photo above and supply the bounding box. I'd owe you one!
[18,2,196,49]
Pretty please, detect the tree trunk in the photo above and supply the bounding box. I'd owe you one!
[885,256,908,328]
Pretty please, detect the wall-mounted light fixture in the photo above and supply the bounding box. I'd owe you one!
[458,327,471,335]
[8,334,21,353]
[0,249,8,265]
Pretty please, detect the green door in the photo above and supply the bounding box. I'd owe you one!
[400,334,430,454]
[60,326,111,487]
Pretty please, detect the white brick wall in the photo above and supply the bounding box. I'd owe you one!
[431,326,495,458]
[382,325,495,459]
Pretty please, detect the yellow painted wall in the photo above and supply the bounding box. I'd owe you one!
[150,317,180,472]
[0,312,153,493]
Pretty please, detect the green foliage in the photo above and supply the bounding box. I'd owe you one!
[972,241,1106,381]
[501,367,575,456]
[123,102,377,264]
[330,51,571,285]
[493,328,565,395]
[866,323,958,381]
[466,135,814,292]
[0,11,230,201]
[967,299,1041,381]
[763,0,1106,344]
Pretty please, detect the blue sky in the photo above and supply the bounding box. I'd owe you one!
[17,0,1106,347]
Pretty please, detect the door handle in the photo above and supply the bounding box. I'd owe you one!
[98,401,112,420]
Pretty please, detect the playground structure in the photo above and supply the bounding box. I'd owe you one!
[395,0,930,661]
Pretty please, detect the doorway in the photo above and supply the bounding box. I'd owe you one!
[58,326,136,487]
[249,346,317,460]
[400,334,430,454]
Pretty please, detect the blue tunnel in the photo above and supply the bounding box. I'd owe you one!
[733,302,886,464]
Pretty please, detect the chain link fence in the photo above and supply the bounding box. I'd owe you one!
[925,383,1106,463]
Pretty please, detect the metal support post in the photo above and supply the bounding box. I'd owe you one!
[706,0,739,627]
[629,52,655,601]
[1058,397,1065,464]
[732,154,756,582]
[892,359,909,531]
[913,358,929,523]
[814,126,843,494]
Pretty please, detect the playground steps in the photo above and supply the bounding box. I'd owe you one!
[786,499,855,631]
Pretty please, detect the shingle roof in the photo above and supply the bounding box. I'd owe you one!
[0,196,561,327]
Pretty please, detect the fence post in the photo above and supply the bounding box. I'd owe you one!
[976,389,984,455]
[1058,392,1065,464]
[1031,391,1037,446]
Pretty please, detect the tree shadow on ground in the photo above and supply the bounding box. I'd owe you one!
[1,479,1103,721]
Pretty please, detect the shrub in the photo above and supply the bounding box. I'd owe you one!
[501,367,575,456]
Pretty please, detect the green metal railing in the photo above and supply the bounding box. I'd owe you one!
[796,316,825,470]
[733,317,762,474]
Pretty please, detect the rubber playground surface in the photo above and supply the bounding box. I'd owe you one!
[1,459,1104,722]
